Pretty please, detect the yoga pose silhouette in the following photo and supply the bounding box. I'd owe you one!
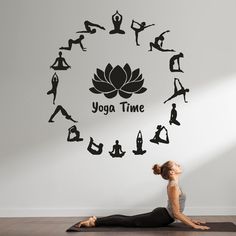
[109,140,126,158]
[47,73,59,104]
[149,30,175,52]
[150,125,169,144]
[169,53,184,72]
[133,130,146,155]
[87,137,103,155]
[164,78,189,104]
[60,35,86,51]
[131,20,155,46]
[169,103,180,126]
[50,51,71,70]
[109,10,125,34]
[67,125,83,142]
[77,20,105,34]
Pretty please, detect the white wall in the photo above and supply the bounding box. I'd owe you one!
[0,0,236,217]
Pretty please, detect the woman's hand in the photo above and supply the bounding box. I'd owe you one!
[193,224,210,230]
[191,219,206,225]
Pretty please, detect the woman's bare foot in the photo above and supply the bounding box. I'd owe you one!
[75,216,96,228]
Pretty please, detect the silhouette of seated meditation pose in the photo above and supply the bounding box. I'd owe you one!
[60,35,86,51]
[77,20,105,34]
[50,51,71,70]
[47,73,59,105]
[67,125,83,142]
[169,52,184,72]
[87,137,103,155]
[164,78,189,104]
[109,10,125,34]
[169,103,180,126]
[149,30,175,52]
[150,125,169,144]
[109,140,126,158]
[133,130,146,155]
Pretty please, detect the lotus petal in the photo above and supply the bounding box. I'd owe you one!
[97,69,107,82]
[135,87,147,94]
[129,68,140,82]
[94,74,101,81]
[109,65,127,89]
[121,79,144,93]
[89,87,102,94]
[123,64,131,82]
[119,90,132,99]
[105,63,113,82]
[104,90,118,99]
[92,79,115,92]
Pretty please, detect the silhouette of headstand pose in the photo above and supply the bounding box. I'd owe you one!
[169,103,180,126]
[67,125,83,142]
[109,140,126,157]
[150,125,169,144]
[60,35,86,51]
[164,78,189,104]
[169,53,184,72]
[47,73,59,104]
[133,130,146,155]
[77,20,105,34]
[87,137,103,155]
[48,105,78,123]
[149,30,175,52]
[50,51,71,70]
[109,10,125,34]
[131,20,155,46]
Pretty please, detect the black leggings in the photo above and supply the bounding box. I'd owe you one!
[95,207,174,227]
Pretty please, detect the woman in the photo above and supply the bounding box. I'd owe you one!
[75,161,210,230]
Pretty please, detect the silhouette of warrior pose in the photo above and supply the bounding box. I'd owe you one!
[60,35,86,51]
[67,125,83,142]
[109,10,125,34]
[109,140,126,158]
[133,130,146,155]
[47,73,59,104]
[87,137,103,155]
[169,52,184,72]
[77,20,105,34]
[131,20,155,46]
[50,51,71,70]
[48,105,78,123]
[169,103,180,126]
[150,125,169,144]
[149,30,175,52]
[164,78,189,104]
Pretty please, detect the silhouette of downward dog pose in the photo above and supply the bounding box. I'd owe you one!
[109,140,126,158]
[150,125,169,144]
[47,73,59,104]
[169,53,184,72]
[109,10,125,34]
[164,78,189,104]
[169,103,180,126]
[60,35,86,51]
[87,137,103,155]
[131,20,155,46]
[50,51,71,70]
[67,125,83,142]
[149,30,175,52]
[77,20,105,34]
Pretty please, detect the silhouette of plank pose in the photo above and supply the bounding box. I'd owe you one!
[169,103,180,126]
[169,53,184,72]
[150,125,169,144]
[109,140,126,157]
[164,78,189,104]
[60,35,86,51]
[50,51,71,70]
[67,125,83,142]
[109,10,125,34]
[47,73,59,104]
[77,20,105,34]
[87,137,103,155]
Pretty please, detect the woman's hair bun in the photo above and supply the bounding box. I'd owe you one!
[152,164,162,175]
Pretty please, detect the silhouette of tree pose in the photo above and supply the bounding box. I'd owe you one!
[169,103,180,126]
[149,30,175,52]
[67,125,83,142]
[169,52,184,72]
[109,10,125,34]
[87,137,103,155]
[50,51,71,70]
[131,20,155,46]
[48,105,78,123]
[47,73,59,104]
[109,140,126,157]
[164,78,189,104]
[133,130,146,155]
[60,35,86,51]
[150,125,169,144]
[77,20,105,34]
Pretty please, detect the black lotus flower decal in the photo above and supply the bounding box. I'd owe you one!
[89,63,147,99]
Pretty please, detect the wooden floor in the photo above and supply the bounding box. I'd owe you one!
[0,216,235,236]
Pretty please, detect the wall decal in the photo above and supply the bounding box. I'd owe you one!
[109,10,125,34]
[59,35,86,51]
[87,137,103,155]
[89,63,147,99]
[48,105,78,123]
[164,78,189,104]
[67,125,83,142]
[150,125,169,144]
[50,51,71,70]
[76,20,105,34]
[109,140,126,158]
[149,30,175,52]
[131,20,155,46]
[132,130,146,155]
[169,103,180,126]
[47,73,59,104]
[169,52,184,72]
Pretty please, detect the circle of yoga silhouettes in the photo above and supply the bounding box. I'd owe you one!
[48,10,188,157]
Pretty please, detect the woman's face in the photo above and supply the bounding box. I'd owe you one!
[170,161,182,174]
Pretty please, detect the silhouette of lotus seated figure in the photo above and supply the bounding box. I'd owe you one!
[89,63,147,99]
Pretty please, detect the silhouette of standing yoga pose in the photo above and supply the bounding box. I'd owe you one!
[50,51,71,70]
[47,73,59,104]
[77,20,105,34]
[60,35,86,51]
[109,10,125,34]
[131,20,155,46]
[169,53,184,72]
[87,137,103,155]
[164,78,189,104]
[150,125,169,144]
[67,125,83,142]
[109,140,126,158]
[169,103,180,126]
